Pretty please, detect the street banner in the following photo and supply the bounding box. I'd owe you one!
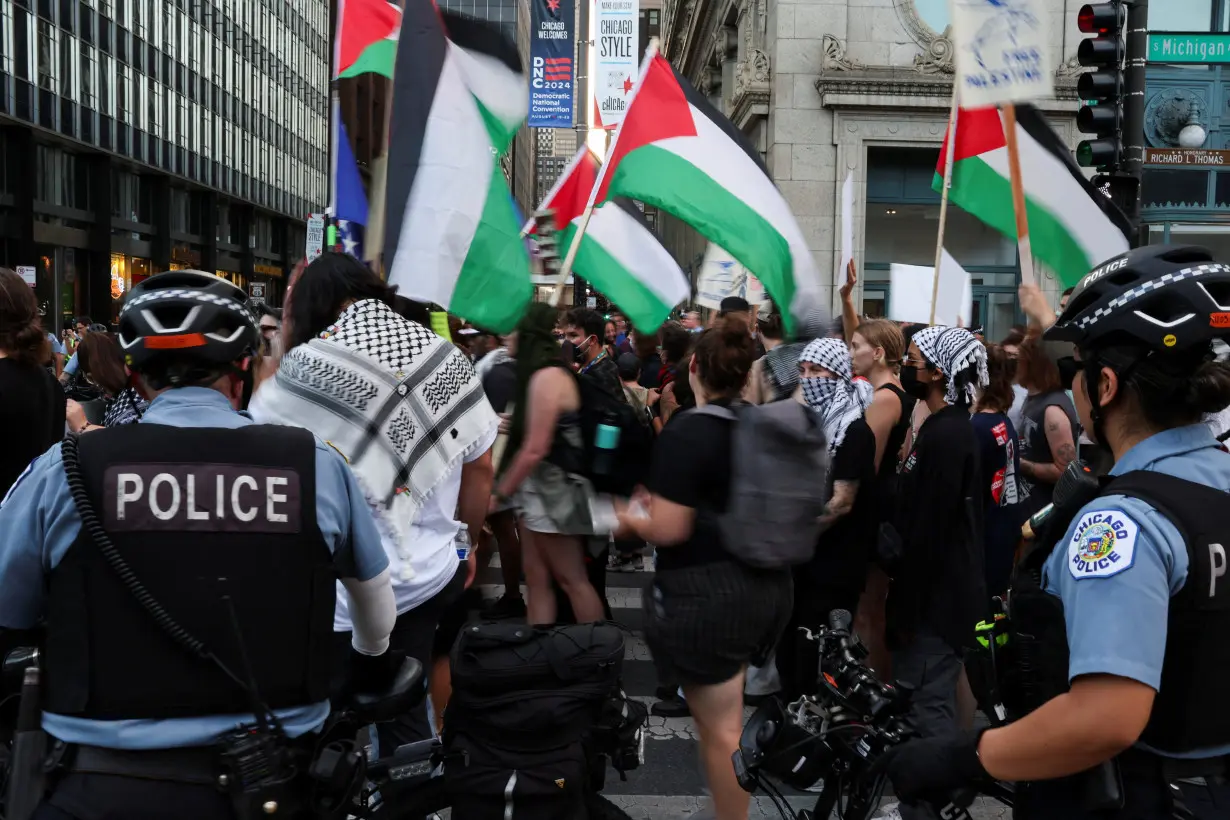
[594,0,638,129]
[949,0,1053,107]
[305,214,325,262]
[696,244,766,311]
[529,0,575,128]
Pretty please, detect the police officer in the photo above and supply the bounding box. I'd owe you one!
[878,246,1230,819]
[0,271,399,820]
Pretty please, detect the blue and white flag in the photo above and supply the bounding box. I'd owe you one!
[337,219,364,259]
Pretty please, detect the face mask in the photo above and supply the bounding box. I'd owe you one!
[571,335,592,364]
[899,365,932,401]
[801,376,840,410]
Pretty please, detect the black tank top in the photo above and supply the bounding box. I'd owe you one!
[872,383,916,521]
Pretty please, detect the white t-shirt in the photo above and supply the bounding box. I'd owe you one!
[334,423,498,630]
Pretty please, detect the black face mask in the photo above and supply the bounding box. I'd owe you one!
[899,365,932,401]
[571,336,592,365]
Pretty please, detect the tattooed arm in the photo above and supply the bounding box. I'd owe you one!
[819,480,859,533]
[1022,405,1076,485]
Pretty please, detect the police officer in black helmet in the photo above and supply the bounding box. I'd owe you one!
[878,246,1230,819]
[0,271,399,820]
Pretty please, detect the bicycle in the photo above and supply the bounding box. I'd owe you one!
[733,611,1014,820]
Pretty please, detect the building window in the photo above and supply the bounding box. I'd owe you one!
[37,19,55,90]
[1149,0,1214,31]
[79,40,94,106]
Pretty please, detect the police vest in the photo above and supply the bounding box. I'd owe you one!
[1007,470,1230,754]
[44,423,337,721]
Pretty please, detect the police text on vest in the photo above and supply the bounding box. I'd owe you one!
[103,464,302,533]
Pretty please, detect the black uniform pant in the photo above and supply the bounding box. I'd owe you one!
[775,580,862,703]
[33,773,240,820]
[1014,771,1230,820]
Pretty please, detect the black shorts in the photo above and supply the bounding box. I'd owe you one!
[644,559,792,687]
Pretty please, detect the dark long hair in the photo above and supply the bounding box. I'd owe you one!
[692,314,756,399]
[0,268,51,367]
[503,303,567,473]
[76,332,129,396]
[977,344,1016,415]
[285,252,398,349]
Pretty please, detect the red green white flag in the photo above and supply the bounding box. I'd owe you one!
[588,52,824,335]
[530,148,688,332]
[935,104,1131,288]
[334,0,402,79]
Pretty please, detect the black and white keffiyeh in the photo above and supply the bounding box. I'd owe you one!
[103,386,148,427]
[762,298,832,401]
[799,338,874,455]
[250,299,496,579]
[913,325,989,407]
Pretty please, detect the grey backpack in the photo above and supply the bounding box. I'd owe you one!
[693,400,829,568]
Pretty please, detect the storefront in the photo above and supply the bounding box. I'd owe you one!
[109,254,152,325]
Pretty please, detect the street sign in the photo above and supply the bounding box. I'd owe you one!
[248,282,267,304]
[1148,32,1230,64]
[305,214,325,262]
[1146,148,1230,166]
[16,265,35,287]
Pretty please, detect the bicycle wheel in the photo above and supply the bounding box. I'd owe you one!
[584,791,635,820]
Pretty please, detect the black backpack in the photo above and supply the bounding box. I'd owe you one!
[443,623,625,820]
[575,371,653,496]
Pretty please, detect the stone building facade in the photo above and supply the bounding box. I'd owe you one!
[655,0,1094,340]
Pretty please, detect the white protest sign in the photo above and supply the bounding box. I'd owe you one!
[839,171,855,279]
[16,266,36,287]
[305,214,325,262]
[949,0,1054,108]
[594,0,639,129]
[888,249,973,328]
[696,244,766,310]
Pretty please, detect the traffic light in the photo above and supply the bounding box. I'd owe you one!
[1076,3,1126,170]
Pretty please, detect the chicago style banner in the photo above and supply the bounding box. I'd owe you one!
[594,0,638,129]
[529,0,575,128]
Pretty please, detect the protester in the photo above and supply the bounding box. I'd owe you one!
[617,314,791,820]
[743,310,784,404]
[64,331,149,431]
[493,303,606,625]
[611,352,658,572]
[0,268,66,498]
[255,303,283,357]
[58,315,96,384]
[250,253,496,753]
[844,318,914,679]
[883,325,989,820]
[682,310,702,332]
[778,338,876,704]
[658,322,696,423]
[971,344,1023,599]
[632,327,663,389]
[1015,335,1079,520]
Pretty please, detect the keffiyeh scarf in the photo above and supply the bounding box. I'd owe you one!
[762,298,832,402]
[250,299,497,578]
[799,338,874,455]
[475,345,511,381]
[912,325,989,407]
[103,386,148,427]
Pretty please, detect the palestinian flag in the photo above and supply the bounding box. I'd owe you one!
[382,6,532,333]
[590,52,824,335]
[334,0,402,79]
[935,104,1131,288]
[530,148,688,332]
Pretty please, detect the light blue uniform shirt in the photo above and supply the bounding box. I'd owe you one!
[46,334,65,357]
[63,351,78,375]
[0,387,389,750]
[1043,424,1230,759]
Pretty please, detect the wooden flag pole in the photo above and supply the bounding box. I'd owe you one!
[930,90,959,324]
[1002,103,1037,287]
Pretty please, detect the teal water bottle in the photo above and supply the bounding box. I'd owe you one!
[593,414,621,476]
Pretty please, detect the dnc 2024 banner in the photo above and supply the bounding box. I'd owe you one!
[529,0,575,128]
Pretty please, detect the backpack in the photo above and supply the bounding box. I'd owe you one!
[575,369,653,496]
[693,401,829,568]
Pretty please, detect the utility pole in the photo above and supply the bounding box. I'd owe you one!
[1119,0,1148,242]
[572,0,591,309]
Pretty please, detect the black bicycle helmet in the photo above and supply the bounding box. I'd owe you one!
[117,270,258,381]
[1044,245,1230,354]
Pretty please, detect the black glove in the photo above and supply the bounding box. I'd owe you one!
[874,730,987,806]
[348,648,404,695]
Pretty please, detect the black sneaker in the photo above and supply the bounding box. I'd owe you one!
[481,594,527,620]
[651,697,691,718]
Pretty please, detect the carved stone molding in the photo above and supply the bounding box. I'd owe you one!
[913,27,954,74]
[735,47,770,93]
[822,35,866,73]
[893,0,942,44]
[731,47,770,127]
[714,26,737,65]
[699,65,723,97]
[815,71,1084,109]
[1056,56,1084,78]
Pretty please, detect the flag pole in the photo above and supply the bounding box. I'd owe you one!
[930,88,958,324]
[552,37,660,307]
[1002,103,1037,287]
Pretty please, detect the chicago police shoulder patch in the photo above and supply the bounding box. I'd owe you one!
[1068,509,1139,580]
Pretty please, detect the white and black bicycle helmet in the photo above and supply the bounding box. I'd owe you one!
[117,270,258,384]
[1045,245,1230,354]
